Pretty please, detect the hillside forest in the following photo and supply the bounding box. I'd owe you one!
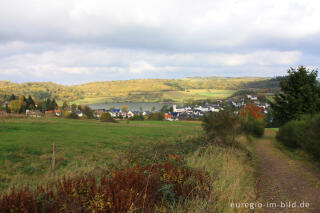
[0,77,280,104]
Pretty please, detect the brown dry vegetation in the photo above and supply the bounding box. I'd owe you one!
[0,160,212,213]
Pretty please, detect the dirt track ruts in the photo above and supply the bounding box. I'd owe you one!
[255,129,320,213]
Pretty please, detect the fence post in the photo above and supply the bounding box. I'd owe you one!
[52,143,56,176]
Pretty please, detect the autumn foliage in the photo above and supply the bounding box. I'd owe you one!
[240,104,265,137]
[0,161,211,212]
[167,154,182,162]
[240,103,264,120]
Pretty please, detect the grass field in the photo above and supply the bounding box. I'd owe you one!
[0,117,262,212]
[72,96,113,104]
[0,118,202,191]
[191,89,235,97]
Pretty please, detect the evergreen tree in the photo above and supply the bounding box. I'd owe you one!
[5,104,10,113]
[71,104,77,112]
[62,101,68,110]
[26,95,35,109]
[45,99,51,111]
[51,98,58,110]
[9,94,16,101]
[38,101,46,112]
[270,66,320,126]
[81,105,94,118]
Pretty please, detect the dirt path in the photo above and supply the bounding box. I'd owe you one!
[255,129,320,213]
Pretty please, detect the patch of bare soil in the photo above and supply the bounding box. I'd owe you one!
[255,129,320,213]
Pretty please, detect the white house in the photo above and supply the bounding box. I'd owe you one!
[209,107,220,112]
[127,111,134,118]
[76,111,83,117]
[26,110,42,118]
[55,110,61,117]
[247,95,258,100]
[173,105,185,113]
[232,101,241,107]
[184,106,192,111]
[194,106,209,112]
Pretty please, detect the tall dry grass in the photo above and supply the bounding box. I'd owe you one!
[177,136,261,213]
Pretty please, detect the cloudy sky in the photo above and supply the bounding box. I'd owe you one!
[0,0,319,84]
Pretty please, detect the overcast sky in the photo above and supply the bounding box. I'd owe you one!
[0,0,319,84]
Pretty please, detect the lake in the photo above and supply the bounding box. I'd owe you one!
[88,102,181,111]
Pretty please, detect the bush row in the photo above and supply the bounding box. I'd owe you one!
[242,118,265,138]
[276,114,320,160]
[202,110,265,147]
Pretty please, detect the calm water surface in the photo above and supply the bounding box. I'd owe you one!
[88,102,181,111]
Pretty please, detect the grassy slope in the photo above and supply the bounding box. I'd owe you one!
[0,118,201,191]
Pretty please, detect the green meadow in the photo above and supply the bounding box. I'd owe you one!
[0,118,201,191]
[0,118,261,212]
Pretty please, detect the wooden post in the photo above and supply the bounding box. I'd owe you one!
[51,143,56,176]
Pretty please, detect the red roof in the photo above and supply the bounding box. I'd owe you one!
[0,111,7,115]
[164,113,173,119]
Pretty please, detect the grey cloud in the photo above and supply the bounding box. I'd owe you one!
[0,0,319,83]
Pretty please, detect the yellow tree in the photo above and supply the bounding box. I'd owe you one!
[121,105,129,113]
[8,99,26,113]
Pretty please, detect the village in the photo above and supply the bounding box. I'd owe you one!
[0,94,270,121]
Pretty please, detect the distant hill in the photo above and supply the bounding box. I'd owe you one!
[0,77,280,103]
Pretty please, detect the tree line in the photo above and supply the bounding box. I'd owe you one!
[0,94,58,113]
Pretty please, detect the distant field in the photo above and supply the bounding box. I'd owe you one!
[73,96,112,104]
[0,118,201,191]
[160,89,236,103]
[191,89,235,97]
[73,89,237,104]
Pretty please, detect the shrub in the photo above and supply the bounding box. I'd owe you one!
[251,119,265,137]
[276,120,307,149]
[61,110,70,118]
[276,114,320,160]
[100,112,117,123]
[148,112,164,121]
[243,118,265,138]
[202,111,241,146]
[80,105,94,119]
[129,113,144,121]
[240,103,265,137]
[301,115,320,160]
[67,112,79,119]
